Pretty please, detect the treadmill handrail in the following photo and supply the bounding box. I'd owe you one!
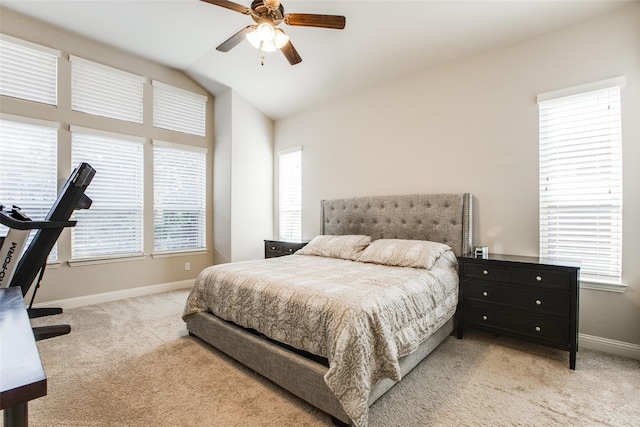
[0,211,77,230]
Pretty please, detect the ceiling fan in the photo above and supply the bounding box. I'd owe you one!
[201,0,346,65]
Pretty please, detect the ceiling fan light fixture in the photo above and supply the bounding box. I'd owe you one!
[246,23,289,52]
[246,28,262,49]
[273,28,289,48]
[257,22,275,42]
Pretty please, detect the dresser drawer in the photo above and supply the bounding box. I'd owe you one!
[464,281,570,317]
[462,262,511,282]
[465,303,570,346]
[512,267,571,291]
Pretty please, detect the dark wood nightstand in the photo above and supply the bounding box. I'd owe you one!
[457,253,580,369]
[264,240,308,259]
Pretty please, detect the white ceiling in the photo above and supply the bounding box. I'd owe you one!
[1,0,634,120]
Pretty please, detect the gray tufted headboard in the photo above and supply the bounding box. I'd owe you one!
[320,193,472,257]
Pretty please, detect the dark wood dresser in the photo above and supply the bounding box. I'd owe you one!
[264,240,308,258]
[457,253,580,369]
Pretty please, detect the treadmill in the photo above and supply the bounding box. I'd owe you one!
[0,162,95,340]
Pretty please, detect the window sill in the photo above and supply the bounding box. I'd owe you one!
[45,261,61,269]
[151,249,209,259]
[68,254,146,267]
[580,280,628,293]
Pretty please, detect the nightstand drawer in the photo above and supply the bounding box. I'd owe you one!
[465,304,570,346]
[464,281,570,317]
[265,241,283,252]
[512,267,571,290]
[282,245,299,255]
[264,240,308,258]
[462,262,511,282]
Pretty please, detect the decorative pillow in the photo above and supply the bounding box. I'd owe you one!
[357,239,451,270]
[295,235,371,261]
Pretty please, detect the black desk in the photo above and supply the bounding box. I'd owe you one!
[0,287,47,427]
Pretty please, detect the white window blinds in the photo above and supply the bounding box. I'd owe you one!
[538,78,624,284]
[0,35,59,105]
[278,148,302,241]
[152,81,207,136]
[71,127,144,259]
[71,55,144,123]
[153,141,207,252]
[0,117,58,261]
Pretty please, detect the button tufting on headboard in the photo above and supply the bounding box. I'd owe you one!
[320,193,473,256]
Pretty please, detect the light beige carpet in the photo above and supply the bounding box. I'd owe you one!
[7,290,639,426]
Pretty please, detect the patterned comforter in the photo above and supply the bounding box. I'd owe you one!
[183,251,459,426]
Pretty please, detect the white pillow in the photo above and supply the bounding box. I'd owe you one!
[295,235,371,261]
[357,239,451,270]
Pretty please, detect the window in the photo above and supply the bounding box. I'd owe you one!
[0,117,59,261]
[71,55,144,123]
[71,127,144,259]
[152,81,207,136]
[153,141,207,252]
[278,147,302,241]
[538,77,624,285]
[0,34,59,105]
[1,35,210,267]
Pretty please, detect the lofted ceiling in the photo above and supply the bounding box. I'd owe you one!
[1,0,634,120]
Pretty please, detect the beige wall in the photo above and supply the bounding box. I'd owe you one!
[213,89,274,264]
[230,91,274,261]
[274,4,640,347]
[1,8,216,303]
[213,90,233,265]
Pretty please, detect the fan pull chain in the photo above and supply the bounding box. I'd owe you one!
[261,54,265,66]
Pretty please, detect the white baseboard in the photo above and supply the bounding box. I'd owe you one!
[31,279,194,310]
[579,333,640,360]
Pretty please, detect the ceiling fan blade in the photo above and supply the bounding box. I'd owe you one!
[216,25,255,52]
[284,13,346,30]
[200,0,251,15]
[280,41,302,65]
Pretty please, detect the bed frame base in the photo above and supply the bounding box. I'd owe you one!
[186,311,454,425]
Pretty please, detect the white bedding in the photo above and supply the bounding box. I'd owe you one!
[183,250,458,426]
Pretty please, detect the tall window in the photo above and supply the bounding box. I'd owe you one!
[538,77,624,285]
[71,127,144,259]
[0,117,58,261]
[153,141,207,252]
[278,147,302,241]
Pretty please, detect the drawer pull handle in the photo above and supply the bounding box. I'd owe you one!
[536,299,542,305]
[271,246,276,250]
[482,291,488,297]
[483,270,489,275]
[288,248,293,252]
[535,326,541,332]
[482,315,488,321]
[536,275,542,282]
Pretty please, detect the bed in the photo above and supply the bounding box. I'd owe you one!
[183,193,472,426]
